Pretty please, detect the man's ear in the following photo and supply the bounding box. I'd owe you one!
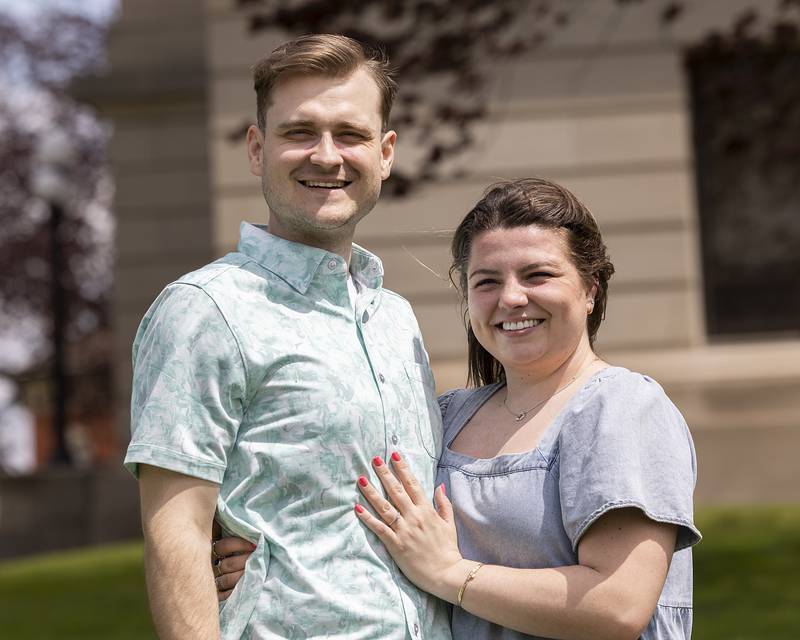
[380,129,397,180]
[246,125,265,177]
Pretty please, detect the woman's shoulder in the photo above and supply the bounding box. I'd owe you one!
[581,365,675,410]
[566,365,692,445]
[437,384,502,433]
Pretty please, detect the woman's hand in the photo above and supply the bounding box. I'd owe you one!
[211,535,255,601]
[355,452,470,602]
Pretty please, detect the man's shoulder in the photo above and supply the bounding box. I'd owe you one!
[172,252,252,291]
[137,253,255,334]
[379,286,414,312]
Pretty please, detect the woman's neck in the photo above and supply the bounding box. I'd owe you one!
[503,343,600,408]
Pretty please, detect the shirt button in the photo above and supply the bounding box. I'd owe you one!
[378,373,386,383]
[327,259,337,270]
[391,434,399,445]
[413,623,419,636]
[362,310,369,323]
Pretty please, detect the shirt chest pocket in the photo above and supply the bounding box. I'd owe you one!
[396,361,443,460]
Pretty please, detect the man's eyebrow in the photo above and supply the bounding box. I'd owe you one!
[274,119,316,132]
[274,119,374,134]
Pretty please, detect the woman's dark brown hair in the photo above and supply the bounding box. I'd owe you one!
[449,177,615,387]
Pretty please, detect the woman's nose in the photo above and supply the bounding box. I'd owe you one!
[498,281,528,308]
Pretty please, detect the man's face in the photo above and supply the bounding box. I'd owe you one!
[246,68,396,249]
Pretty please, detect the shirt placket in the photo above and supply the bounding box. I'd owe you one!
[355,288,425,640]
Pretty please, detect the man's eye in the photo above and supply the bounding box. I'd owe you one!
[339,131,366,141]
[285,129,314,138]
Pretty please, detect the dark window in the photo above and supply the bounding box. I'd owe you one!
[687,42,800,337]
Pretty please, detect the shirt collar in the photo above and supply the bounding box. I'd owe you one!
[237,222,384,294]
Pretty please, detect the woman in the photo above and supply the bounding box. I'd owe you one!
[213,178,701,639]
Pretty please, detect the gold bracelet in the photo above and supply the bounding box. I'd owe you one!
[457,562,484,607]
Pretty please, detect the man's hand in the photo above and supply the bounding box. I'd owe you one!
[139,465,221,640]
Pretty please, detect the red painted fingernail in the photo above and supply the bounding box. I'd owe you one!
[439,483,446,497]
[355,504,365,514]
[358,476,368,487]
[372,456,383,467]
[250,543,257,550]
[391,451,401,462]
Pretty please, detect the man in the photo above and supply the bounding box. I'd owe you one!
[124,35,451,640]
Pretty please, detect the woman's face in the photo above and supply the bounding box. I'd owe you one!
[466,225,596,378]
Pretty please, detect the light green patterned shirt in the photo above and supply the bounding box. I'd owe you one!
[125,223,451,640]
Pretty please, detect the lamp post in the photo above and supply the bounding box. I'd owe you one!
[31,131,76,466]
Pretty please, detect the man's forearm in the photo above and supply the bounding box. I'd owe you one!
[144,526,220,640]
[138,465,221,640]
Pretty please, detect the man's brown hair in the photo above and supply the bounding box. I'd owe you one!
[253,34,397,132]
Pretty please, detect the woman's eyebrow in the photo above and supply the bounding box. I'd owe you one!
[468,262,557,280]
[468,268,500,280]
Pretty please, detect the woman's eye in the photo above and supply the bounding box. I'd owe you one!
[527,272,551,280]
[473,279,497,288]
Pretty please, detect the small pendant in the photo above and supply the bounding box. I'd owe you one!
[515,413,525,422]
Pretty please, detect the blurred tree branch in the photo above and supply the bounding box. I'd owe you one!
[0,8,114,413]
[234,0,800,196]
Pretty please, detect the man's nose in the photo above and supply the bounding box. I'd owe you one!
[309,133,343,169]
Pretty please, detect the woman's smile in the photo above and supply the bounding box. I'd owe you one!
[467,224,595,378]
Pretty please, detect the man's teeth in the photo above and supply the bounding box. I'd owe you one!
[501,319,543,331]
[303,180,347,188]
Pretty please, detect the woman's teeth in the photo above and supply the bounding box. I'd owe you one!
[501,319,543,331]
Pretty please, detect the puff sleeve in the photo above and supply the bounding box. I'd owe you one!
[558,370,701,552]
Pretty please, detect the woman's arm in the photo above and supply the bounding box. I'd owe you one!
[356,454,676,640]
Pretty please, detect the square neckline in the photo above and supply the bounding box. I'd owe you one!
[442,366,621,467]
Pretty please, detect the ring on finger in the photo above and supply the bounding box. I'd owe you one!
[387,512,402,528]
[215,575,225,591]
[213,560,223,578]
[211,539,221,561]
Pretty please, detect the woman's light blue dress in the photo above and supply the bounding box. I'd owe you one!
[436,367,701,640]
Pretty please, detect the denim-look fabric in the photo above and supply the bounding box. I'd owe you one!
[436,367,701,640]
[125,223,451,640]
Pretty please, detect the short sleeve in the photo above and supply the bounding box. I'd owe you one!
[124,283,246,483]
[559,370,701,552]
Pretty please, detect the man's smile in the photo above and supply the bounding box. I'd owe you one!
[298,179,352,189]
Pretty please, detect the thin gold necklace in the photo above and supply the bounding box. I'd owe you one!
[502,360,597,422]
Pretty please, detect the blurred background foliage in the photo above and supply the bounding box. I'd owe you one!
[0,3,114,377]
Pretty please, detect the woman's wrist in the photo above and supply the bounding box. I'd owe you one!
[433,558,482,604]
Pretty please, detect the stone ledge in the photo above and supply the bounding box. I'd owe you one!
[0,467,140,560]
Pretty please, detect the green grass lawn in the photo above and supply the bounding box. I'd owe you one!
[0,541,156,640]
[1,505,798,639]
[693,505,800,639]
